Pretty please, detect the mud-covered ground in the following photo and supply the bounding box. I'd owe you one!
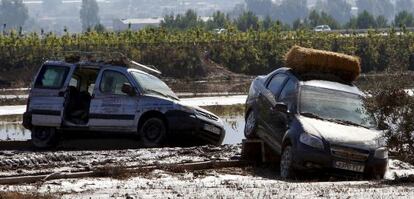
[0,144,241,177]
[0,145,413,198]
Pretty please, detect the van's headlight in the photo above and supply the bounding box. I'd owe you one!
[374,147,388,159]
[299,133,324,150]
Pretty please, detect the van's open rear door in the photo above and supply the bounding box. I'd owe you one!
[29,63,75,127]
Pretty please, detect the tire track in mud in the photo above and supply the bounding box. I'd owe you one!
[0,153,76,169]
[0,145,242,175]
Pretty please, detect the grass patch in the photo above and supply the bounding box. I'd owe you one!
[0,115,22,123]
[202,104,245,116]
[0,98,26,106]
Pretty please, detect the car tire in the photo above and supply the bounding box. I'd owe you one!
[377,171,386,180]
[244,110,258,138]
[366,168,387,180]
[31,126,59,149]
[139,117,167,148]
[280,145,296,179]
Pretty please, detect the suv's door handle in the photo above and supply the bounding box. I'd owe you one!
[58,91,65,97]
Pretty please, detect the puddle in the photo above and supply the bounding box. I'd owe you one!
[0,123,31,141]
[0,106,244,144]
[222,115,245,144]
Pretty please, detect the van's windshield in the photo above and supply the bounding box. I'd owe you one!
[131,71,178,100]
[299,86,376,128]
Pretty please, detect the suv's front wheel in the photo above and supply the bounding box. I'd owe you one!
[280,145,296,179]
[244,111,258,138]
[31,127,59,149]
[139,117,167,148]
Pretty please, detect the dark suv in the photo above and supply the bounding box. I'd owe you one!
[244,67,388,179]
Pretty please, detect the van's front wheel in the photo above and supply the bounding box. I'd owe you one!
[139,118,166,148]
[31,127,59,149]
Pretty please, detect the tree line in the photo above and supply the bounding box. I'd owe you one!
[242,0,414,28]
[2,0,414,33]
[0,0,102,32]
[161,9,414,32]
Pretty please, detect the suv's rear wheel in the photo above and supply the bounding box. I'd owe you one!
[140,118,166,148]
[244,111,258,138]
[31,127,59,149]
[280,145,296,179]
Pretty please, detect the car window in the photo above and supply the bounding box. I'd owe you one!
[267,73,288,97]
[100,70,130,95]
[279,79,296,101]
[34,65,69,89]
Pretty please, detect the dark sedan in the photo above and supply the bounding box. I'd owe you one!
[244,67,388,179]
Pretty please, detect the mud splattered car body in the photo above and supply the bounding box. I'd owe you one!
[23,59,225,148]
[244,67,388,178]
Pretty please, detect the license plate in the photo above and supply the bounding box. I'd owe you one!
[203,124,221,135]
[333,161,365,173]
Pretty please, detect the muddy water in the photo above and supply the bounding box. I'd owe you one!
[0,113,246,144]
[0,123,31,141]
[222,115,245,144]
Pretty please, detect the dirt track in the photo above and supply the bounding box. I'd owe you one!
[0,144,413,198]
[0,144,242,177]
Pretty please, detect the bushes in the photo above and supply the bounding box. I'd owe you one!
[1,29,414,84]
[363,74,414,164]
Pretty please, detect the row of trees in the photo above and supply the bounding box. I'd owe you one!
[0,0,28,30]
[2,0,414,33]
[161,10,289,32]
[161,9,414,32]
[243,0,414,26]
[296,10,414,30]
[0,0,101,32]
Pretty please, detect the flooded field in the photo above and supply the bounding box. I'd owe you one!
[0,115,30,141]
[0,105,246,144]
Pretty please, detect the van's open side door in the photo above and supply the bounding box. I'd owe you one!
[29,63,75,127]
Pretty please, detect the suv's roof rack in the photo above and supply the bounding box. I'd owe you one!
[51,51,162,75]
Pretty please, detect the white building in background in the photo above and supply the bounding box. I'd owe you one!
[113,18,163,31]
[113,17,211,31]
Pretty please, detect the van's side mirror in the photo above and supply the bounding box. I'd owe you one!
[272,103,288,113]
[121,83,136,96]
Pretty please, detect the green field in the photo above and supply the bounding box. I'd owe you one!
[1,29,414,86]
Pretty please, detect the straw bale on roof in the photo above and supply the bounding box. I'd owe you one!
[285,46,361,83]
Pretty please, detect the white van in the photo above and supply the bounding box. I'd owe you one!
[23,55,225,148]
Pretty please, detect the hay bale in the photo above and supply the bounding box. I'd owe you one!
[285,46,361,83]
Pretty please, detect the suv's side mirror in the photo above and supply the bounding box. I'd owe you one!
[121,83,136,96]
[272,103,288,113]
[377,121,388,131]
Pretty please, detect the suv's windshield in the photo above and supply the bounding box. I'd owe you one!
[300,86,376,128]
[131,71,178,100]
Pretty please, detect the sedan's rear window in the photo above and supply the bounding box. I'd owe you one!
[35,65,69,89]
